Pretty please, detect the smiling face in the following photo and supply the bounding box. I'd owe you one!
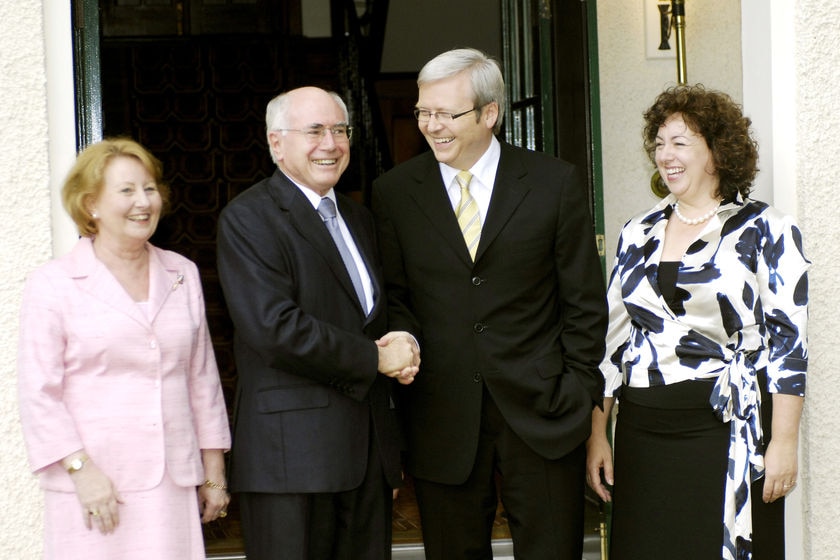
[268,87,350,196]
[90,155,162,248]
[416,72,498,171]
[655,113,719,202]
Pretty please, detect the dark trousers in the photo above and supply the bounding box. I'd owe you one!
[237,437,393,560]
[414,388,586,560]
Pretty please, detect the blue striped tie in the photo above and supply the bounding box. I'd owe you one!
[317,197,367,309]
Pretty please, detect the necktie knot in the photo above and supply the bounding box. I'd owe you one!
[317,197,337,221]
[456,170,473,191]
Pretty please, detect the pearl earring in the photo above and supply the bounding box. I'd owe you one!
[91,211,98,219]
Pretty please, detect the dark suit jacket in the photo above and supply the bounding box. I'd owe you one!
[218,169,402,494]
[372,141,608,485]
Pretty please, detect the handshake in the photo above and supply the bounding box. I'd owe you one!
[376,331,421,385]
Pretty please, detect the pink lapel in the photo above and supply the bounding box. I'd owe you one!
[146,246,184,324]
[67,238,182,327]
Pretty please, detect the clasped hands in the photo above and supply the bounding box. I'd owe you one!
[376,331,420,385]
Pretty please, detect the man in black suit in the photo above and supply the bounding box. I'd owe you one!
[372,48,608,559]
[217,86,419,560]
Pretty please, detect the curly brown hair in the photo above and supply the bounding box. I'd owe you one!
[643,84,758,200]
[62,138,169,236]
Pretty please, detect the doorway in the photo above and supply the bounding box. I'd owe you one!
[79,0,606,556]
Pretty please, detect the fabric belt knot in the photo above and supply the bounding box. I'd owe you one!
[317,197,367,310]
[455,170,481,261]
[710,350,764,560]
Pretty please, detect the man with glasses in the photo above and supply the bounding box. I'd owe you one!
[373,49,608,559]
[217,86,420,560]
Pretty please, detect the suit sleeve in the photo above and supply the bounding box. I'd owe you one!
[552,165,608,407]
[217,197,379,399]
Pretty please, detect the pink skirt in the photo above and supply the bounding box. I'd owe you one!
[43,471,205,560]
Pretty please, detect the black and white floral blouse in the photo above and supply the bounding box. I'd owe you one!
[601,193,809,560]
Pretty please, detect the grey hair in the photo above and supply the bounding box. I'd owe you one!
[264,89,350,163]
[418,48,506,134]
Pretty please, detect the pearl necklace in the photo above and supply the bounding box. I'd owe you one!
[672,201,720,225]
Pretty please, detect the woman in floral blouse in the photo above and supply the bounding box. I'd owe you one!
[586,85,808,560]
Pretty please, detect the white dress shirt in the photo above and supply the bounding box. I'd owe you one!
[439,135,501,221]
[292,181,374,315]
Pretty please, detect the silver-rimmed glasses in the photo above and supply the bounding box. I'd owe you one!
[413,107,479,123]
[275,125,353,142]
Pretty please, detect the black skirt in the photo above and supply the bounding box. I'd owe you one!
[610,380,785,560]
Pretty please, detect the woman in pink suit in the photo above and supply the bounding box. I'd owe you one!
[17,138,231,559]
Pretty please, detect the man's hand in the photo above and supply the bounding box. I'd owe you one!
[376,331,420,385]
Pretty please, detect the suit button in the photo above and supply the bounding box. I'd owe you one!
[473,322,486,333]
[473,372,482,382]
[471,276,483,286]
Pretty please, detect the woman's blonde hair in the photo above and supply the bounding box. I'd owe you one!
[62,138,169,236]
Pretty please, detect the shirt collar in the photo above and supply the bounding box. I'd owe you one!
[438,135,501,190]
[282,171,336,210]
[645,191,747,225]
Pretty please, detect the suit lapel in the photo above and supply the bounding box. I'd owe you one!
[406,158,476,267]
[269,172,366,316]
[476,145,530,262]
[406,146,532,265]
[146,247,182,324]
[338,198,384,324]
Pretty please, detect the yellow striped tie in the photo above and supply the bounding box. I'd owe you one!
[456,170,481,260]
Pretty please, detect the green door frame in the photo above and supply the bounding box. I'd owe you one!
[501,0,606,273]
[585,0,607,275]
[501,3,611,548]
[73,0,103,150]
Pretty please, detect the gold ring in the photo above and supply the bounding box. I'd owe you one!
[89,510,100,517]
[218,510,227,518]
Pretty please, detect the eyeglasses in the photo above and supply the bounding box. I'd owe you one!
[413,107,479,123]
[275,125,353,142]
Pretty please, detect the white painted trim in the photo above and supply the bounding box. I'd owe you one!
[742,3,804,558]
[43,0,81,257]
[740,0,774,205]
[769,1,798,217]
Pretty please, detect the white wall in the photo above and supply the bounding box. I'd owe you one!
[596,0,743,254]
[0,0,52,557]
[791,2,840,558]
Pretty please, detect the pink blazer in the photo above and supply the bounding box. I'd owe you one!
[17,237,230,492]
